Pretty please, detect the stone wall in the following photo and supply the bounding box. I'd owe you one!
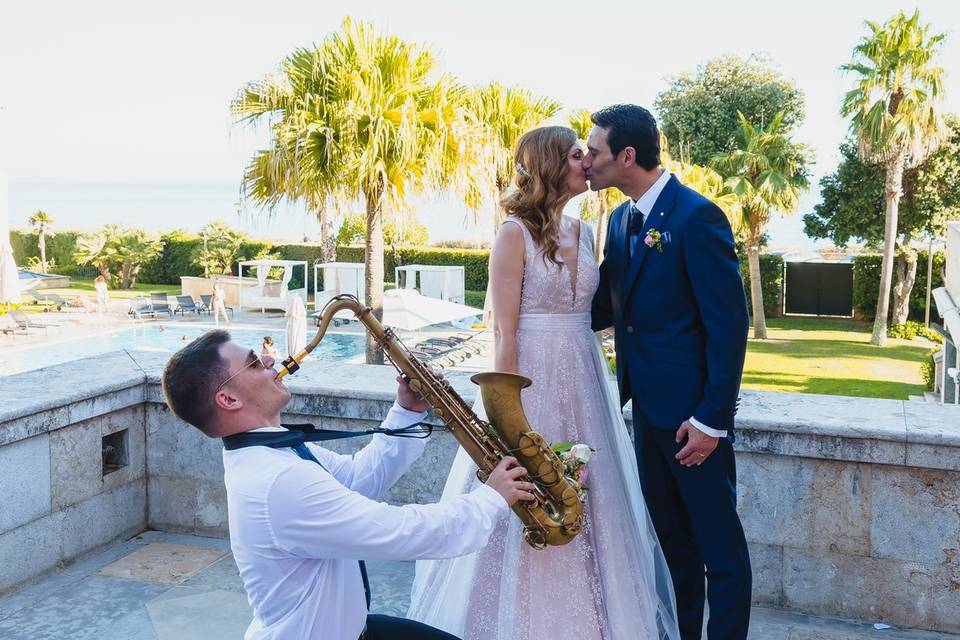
[1,352,959,632]
[0,352,149,595]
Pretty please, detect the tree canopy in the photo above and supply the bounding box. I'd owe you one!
[655,55,805,167]
[804,115,960,247]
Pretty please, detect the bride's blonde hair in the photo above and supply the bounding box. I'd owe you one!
[500,126,577,267]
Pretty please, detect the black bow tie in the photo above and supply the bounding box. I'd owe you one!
[629,205,644,235]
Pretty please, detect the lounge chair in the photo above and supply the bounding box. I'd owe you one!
[9,309,61,334]
[28,292,59,310]
[200,295,233,318]
[1,318,26,338]
[128,298,158,320]
[150,293,173,316]
[174,296,202,316]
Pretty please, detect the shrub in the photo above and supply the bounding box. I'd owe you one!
[10,229,97,277]
[464,290,486,309]
[921,348,937,391]
[888,320,943,343]
[739,253,784,317]
[853,251,946,323]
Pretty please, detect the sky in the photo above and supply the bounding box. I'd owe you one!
[1,0,958,243]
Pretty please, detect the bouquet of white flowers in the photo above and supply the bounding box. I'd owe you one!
[551,441,596,499]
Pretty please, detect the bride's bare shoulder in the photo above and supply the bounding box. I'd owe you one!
[493,219,525,254]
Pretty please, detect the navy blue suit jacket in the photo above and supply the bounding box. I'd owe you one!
[592,175,748,435]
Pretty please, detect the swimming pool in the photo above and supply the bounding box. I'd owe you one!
[0,325,365,376]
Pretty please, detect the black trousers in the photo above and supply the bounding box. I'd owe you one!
[362,614,460,639]
[634,422,752,640]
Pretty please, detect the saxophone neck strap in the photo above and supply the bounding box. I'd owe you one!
[221,421,434,451]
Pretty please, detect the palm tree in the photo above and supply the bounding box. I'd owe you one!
[712,112,809,339]
[471,83,562,229]
[664,159,743,235]
[116,230,164,289]
[27,210,53,273]
[74,224,123,284]
[568,110,623,259]
[841,9,947,346]
[321,18,482,363]
[74,225,163,288]
[233,47,344,264]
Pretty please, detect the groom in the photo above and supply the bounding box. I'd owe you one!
[586,104,751,640]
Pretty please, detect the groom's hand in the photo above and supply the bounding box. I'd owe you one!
[675,421,718,467]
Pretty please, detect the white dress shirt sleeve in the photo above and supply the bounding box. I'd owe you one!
[305,402,428,500]
[267,461,509,562]
[688,415,727,439]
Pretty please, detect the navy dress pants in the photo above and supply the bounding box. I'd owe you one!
[634,419,752,640]
[362,614,460,639]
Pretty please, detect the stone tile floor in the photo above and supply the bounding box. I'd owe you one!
[0,531,956,640]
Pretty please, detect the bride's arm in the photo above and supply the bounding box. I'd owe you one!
[489,222,525,373]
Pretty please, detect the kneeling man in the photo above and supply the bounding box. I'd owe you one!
[162,330,532,640]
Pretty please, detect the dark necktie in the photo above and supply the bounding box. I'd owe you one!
[628,205,645,258]
[291,443,372,610]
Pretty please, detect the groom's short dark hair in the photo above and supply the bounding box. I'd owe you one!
[591,104,660,170]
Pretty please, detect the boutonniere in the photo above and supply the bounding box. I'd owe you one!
[644,229,671,253]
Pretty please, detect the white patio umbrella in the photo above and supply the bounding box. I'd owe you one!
[381,289,482,331]
[0,168,21,305]
[284,295,308,357]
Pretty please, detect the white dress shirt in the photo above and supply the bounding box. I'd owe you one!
[224,402,510,640]
[629,170,727,439]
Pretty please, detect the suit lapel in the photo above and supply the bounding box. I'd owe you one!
[624,175,681,299]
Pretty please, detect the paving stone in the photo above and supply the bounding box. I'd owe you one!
[146,587,250,640]
[0,575,167,640]
[98,543,226,584]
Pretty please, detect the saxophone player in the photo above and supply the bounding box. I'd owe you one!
[161,330,535,640]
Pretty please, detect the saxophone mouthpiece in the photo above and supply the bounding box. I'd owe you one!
[276,354,302,380]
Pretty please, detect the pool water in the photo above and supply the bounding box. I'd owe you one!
[0,325,365,376]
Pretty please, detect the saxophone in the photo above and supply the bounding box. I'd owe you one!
[276,295,584,549]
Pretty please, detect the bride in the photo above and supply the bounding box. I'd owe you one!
[407,126,681,640]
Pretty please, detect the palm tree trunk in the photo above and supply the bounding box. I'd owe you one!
[892,233,918,327]
[747,241,767,340]
[317,204,336,263]
[128,263,142,289]
[595,210,609,262]
[364,184,385,365]
[871,154,906,346]
[38,232,47,274]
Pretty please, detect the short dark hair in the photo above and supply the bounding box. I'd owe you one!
[591,104,661,170]
[162,330,232,435]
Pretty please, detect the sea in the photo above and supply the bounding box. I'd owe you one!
[7,181,825,252]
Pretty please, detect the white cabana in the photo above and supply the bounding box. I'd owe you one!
[394,264,465,303]
[237,259,308,313]
[0,168,21,305]
[313,261,366,323]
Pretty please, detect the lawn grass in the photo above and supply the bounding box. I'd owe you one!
[742,316,933,400]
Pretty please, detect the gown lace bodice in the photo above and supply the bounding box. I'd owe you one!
[509,215,599,316]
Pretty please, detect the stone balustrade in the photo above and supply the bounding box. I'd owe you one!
[1,351,958,632]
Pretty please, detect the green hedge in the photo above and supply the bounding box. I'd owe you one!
[10,230,97,277]
[739,253,784,318]
[853,251,946,323]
